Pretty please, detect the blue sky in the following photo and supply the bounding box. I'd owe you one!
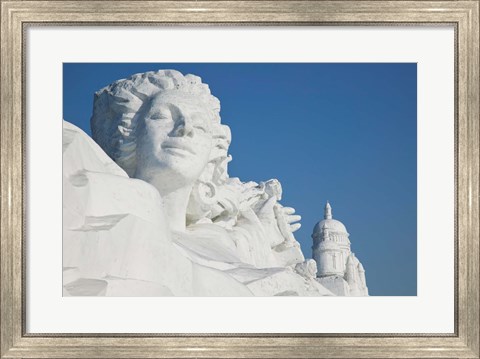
[63,63,417,296]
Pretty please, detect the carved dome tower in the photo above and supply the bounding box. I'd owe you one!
[312,222,344,277]
[312,201,351,277]
[311,201,369,296]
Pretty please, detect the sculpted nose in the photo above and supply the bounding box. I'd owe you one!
[174,116,194,137]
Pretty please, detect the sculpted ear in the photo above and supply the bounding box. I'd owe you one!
[197,181,217,205]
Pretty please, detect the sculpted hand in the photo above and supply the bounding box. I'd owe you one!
[274,205,301,245]
[280,206,302,233]
[253,197,302,247]
[236,194,305,267]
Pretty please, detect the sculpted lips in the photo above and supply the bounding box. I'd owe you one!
[161,141,196,155]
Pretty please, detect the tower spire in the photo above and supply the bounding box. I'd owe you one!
[324,201,332,219]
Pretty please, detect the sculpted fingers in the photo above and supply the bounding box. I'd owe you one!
[290,223,301,232]
[283,207,295,215]
[286,214,301,224]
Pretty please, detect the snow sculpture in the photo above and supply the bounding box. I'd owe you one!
[311,202,369,296]
[63,69,332,296]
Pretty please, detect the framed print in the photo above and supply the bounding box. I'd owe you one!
[1,1,479,358]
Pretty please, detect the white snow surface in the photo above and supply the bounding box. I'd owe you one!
[63,121,333,296]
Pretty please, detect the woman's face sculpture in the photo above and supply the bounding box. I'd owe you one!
[135,90,214,192]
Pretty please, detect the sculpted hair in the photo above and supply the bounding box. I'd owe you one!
[91,69,225,177]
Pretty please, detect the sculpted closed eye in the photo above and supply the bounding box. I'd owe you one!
[194,125,207,133]
[148,110,171,120]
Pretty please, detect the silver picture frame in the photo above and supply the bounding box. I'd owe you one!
[1,1,479,357]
